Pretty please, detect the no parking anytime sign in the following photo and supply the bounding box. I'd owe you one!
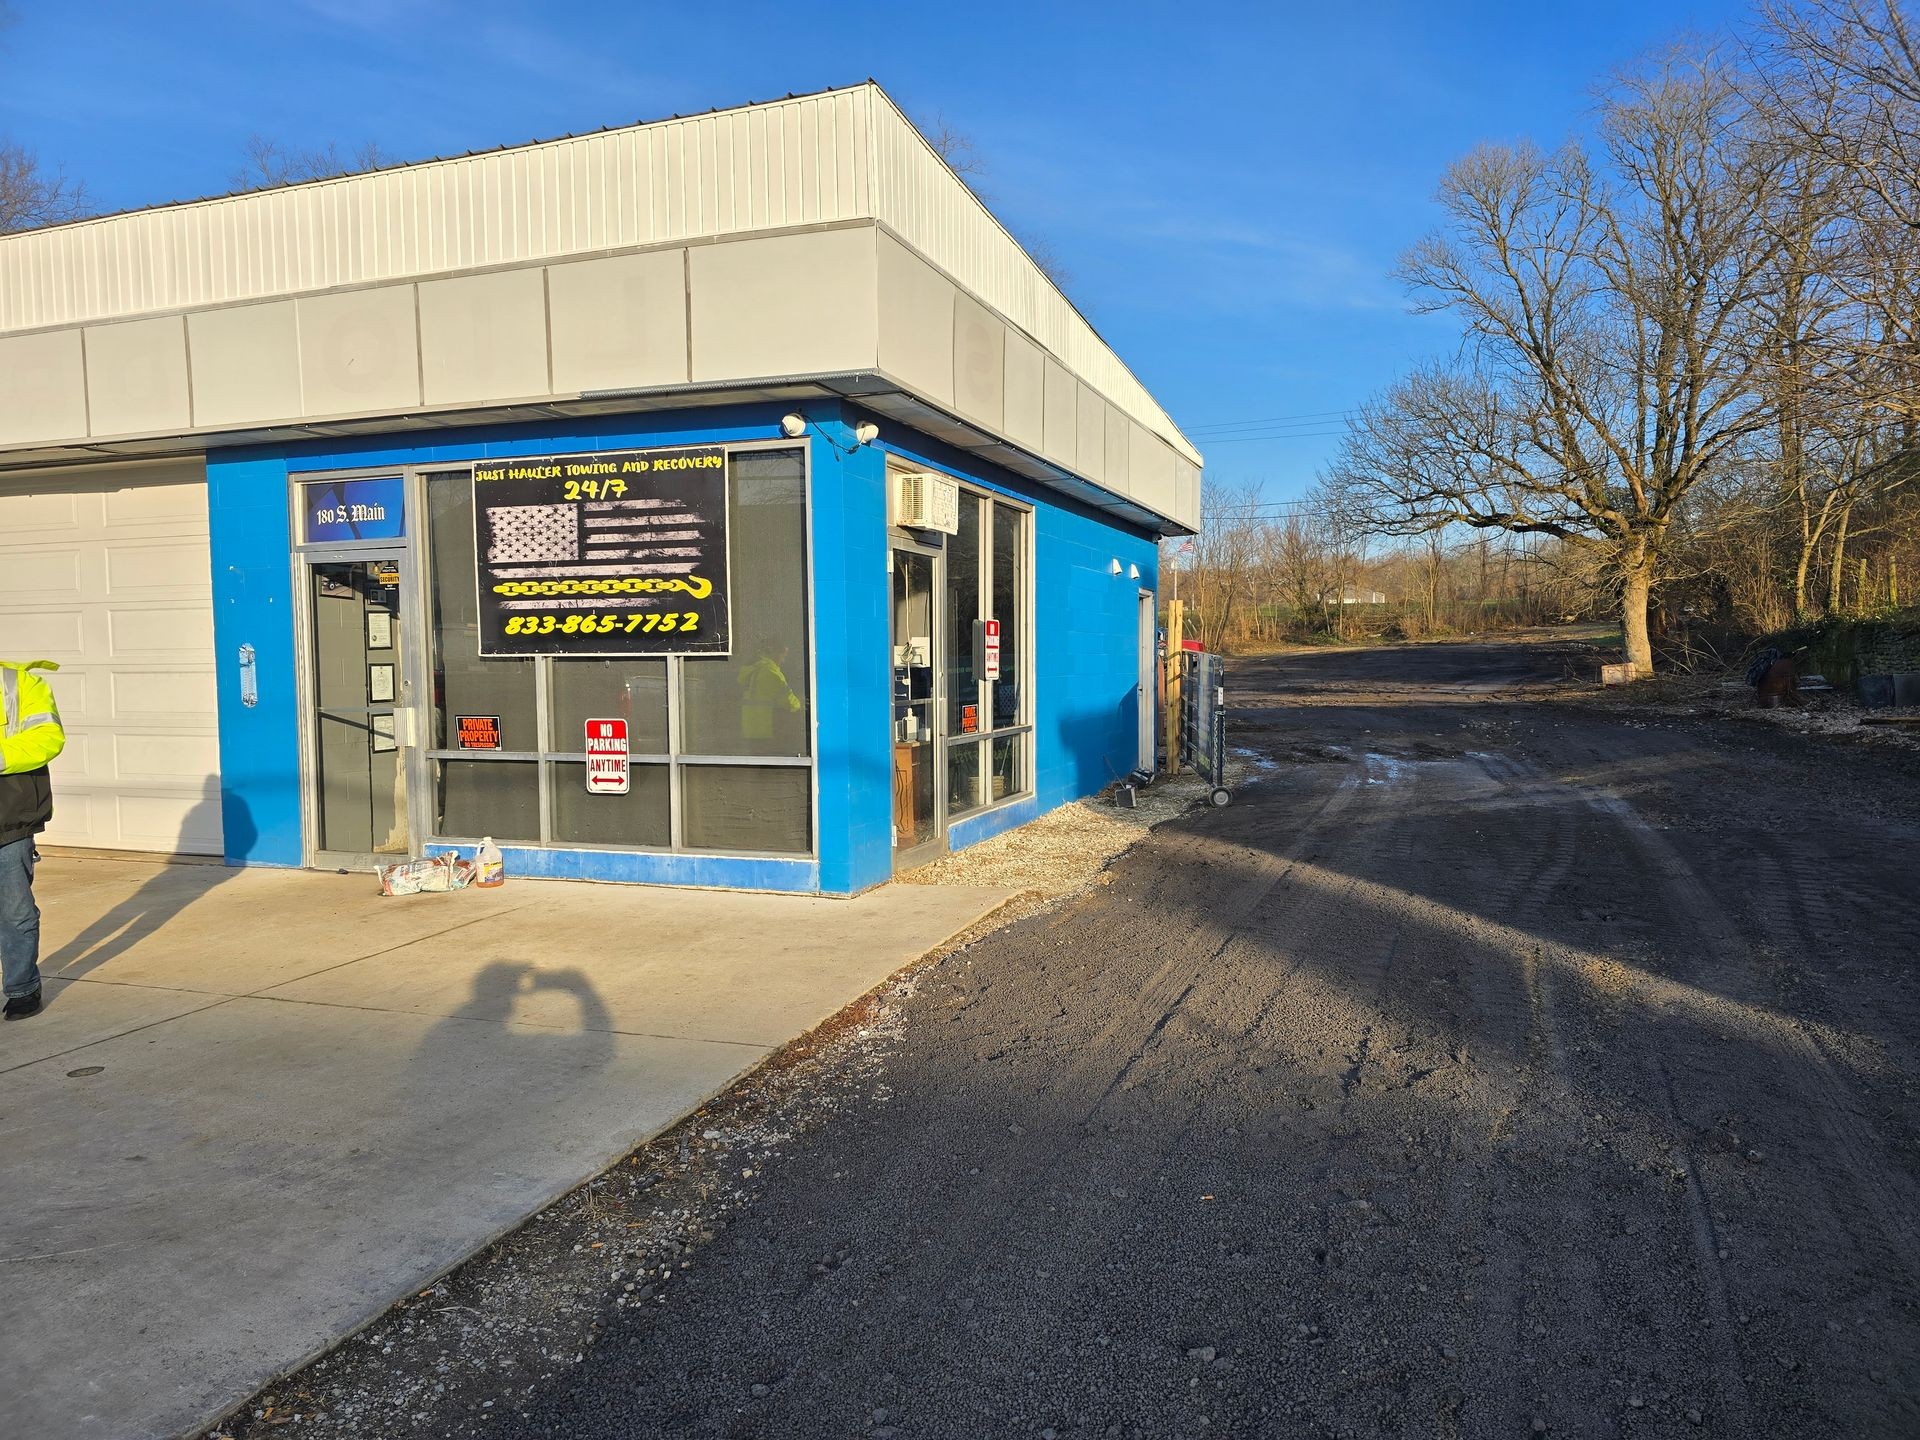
[584,718,629,794]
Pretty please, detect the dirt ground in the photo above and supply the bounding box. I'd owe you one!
[214,635,1920,1439]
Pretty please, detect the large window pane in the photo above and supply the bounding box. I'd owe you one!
[552,762,670,847]
[681,450,810,757]
[433,758,541,841]
[946,490,982,735]
[990,734,1026,805]
[550,658,668,754]
[427,472,537,751]
[683,765,810,854]
[947,737,984,820]
[990,503,1027,730]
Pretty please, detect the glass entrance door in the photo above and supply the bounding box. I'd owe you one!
[891,544,944,870]
[307,556,412,864]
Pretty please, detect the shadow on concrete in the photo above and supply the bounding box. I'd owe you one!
[402,960,617,1103]
[40,781,256,991]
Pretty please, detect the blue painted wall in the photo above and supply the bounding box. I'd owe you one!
[205,399,1158,891]
[207,455,302,866]
[871,424,1161,847]
[807,414,894,896]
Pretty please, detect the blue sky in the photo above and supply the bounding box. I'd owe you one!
[1,0,1751,500]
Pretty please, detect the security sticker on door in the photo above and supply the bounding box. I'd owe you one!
[585,718,630,795]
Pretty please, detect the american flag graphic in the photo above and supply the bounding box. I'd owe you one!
[482,497,714,608]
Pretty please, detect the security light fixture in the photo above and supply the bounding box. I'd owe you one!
[854,421,880,445]
[779,413,808,439]
[1129,563,1141,579]
[1108,558,1123,576]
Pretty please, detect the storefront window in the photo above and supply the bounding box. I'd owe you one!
[948,738,983,817]
[427,476,537,751]
[682,765,811,854]
[419,447,812,856]
[938,486,1032,819]
[550,659,668,755]
[990,501,1026,729]
[551,763,671,848]
[680,451,810,758]
[433,759,542,842]
[946,491,982,740]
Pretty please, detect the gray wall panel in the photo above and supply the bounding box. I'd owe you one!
[84,316,191,437]
[548,249,689,394]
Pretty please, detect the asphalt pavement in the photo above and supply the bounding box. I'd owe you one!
[218,634,1920,1440]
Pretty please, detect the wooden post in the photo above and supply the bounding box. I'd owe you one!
[1164,598,1185,771]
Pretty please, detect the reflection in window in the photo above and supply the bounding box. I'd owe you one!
[681,450,811,758]
[991,501,1025,730]
[551,763,670,847]
[946,491,981,736]
[990,733,1025,804]
[427,473,537,751]
[551,658,668,754]
[683,765,811,854]
[434,759,541,842]
[948,737,984,819]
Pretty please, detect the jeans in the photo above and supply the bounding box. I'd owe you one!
[0,836,40,998]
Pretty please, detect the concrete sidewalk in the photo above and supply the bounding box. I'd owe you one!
[0,858,1013,1440]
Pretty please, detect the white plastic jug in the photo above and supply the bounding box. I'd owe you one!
[472,837,506,888]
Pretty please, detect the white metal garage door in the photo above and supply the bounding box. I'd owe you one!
[0,458,222,855]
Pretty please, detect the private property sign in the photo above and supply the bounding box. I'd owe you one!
[584,718,630,794]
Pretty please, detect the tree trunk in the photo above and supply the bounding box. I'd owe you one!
[1827,503,1854,614]
[1621,557,1655,677]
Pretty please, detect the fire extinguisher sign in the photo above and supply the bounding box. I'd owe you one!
[584,718,630,795]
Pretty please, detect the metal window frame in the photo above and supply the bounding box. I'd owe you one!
[887,533,948,871]
[944,479,1036,825]
[882,468,1038,849]
[292,438,818,868]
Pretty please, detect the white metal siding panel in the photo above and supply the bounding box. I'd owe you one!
[0,89,871,335]
[861,89,1200,467]
[0,458,220,855]
[0,82,1198,510]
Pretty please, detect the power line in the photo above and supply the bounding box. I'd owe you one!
[1185,407,1358,433]
[1198,429,1350,445]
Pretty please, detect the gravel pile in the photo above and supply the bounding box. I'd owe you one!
[897,760,1252,928]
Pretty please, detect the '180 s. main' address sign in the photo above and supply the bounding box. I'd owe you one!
[473,446,731,657]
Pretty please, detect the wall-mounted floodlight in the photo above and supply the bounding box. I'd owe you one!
[1128,563,1141,579]
[854,421,880,445]
[779,413,808,438]
[1108,558,1123,576]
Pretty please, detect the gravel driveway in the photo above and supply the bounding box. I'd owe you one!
[219,636,1920,1439]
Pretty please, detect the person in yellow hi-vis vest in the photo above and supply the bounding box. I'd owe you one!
[739,643,802,747]
[2,659,67,1020]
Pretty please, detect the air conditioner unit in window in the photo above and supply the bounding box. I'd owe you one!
[892,471,960,534]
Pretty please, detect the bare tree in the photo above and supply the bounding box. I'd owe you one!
[1754,1,1920,419]
[0,3,88,232]
[1327,53,1783,675]
[0,140,87,233]
[231,135,390,193]
[917,113,986,181]
[1268,513,1340,634]
[1186,480,1264,652]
